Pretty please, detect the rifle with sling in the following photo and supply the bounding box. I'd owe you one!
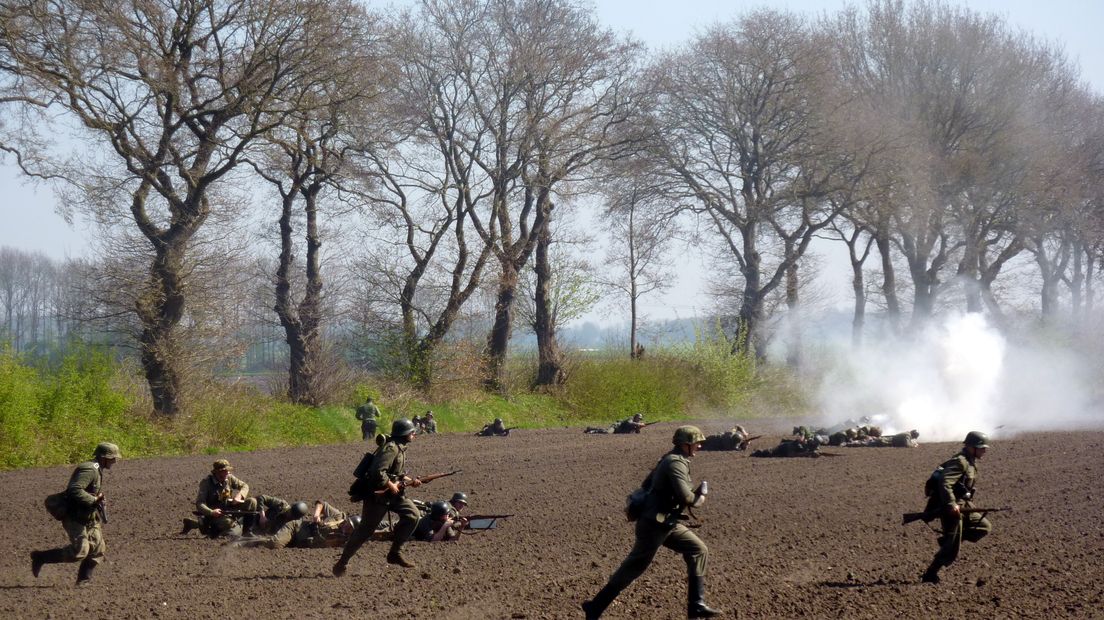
[374,468,462,496]
[902,506,1011,525]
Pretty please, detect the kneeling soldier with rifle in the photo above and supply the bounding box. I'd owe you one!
[182,459,258,538]
[583,426,720,619]
[32,442,120,586]
[908,431,999,584]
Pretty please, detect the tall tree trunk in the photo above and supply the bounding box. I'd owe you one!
[532,224,565,387]
[736,236,764,357]
[850,258,866,348]
[136,243,188,417]
[483,259,518,393]
[875,229,900,333]
[275,186,324,406]
[785,258,801,367]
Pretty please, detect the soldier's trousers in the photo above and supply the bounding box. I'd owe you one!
[933,512,991,567]
[52,518,105,565]
[339,495,420,562]
[361,419,378,441]
[599,517,708,597]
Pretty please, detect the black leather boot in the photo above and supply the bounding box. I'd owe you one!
[687,575,721,618]
[921,559,942,584]
[31,549,66,578]
[386,543,414,568]
[76,558,97,586]
[581,585,618,620]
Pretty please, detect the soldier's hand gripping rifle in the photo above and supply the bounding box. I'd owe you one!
[902,506,1011,526]
[374,468,462,496]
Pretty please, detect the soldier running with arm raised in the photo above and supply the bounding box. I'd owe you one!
[583,426,720,619]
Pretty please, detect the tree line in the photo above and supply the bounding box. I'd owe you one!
[2,0,1101,416]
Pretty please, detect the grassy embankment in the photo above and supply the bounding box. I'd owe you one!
[0,334,806,470]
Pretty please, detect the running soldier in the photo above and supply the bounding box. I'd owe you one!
[583,426,720,619]
[333,418,423,574]
[920,431,992,584]
[31,442,120,586]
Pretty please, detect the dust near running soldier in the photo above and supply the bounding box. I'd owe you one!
[333,418,423,575]
[181,459,257,537]
[583,426,720,619]
[920,431,993,584]
[355,396,381,441]
[31,442,120,586]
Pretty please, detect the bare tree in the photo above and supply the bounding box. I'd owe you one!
[246,4,386,404]
[646,10,850,356]
[0,0,360,415]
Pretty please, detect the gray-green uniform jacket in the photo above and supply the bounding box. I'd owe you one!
[65,461,104,524]
[268,502,348,548]
[641,450,696,524]
[195,474,250,516]
[926,451,977,513]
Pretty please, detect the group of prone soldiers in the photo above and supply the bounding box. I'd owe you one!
[750,424,920,457]
[178,458,472,550]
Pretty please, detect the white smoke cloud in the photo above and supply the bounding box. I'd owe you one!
[810,313,1103,442]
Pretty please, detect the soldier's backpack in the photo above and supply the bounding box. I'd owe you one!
[348,434,388,502]
[44,491,68,520]
[624,457,664,522]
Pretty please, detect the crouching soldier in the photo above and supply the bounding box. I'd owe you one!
[181,459,257,538]
[31,442,120,586]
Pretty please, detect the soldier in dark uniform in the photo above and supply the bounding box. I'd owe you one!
[700,425,750,451]
[31,442,120,585]
[333,418,423,575]
[920,431,992,583]
[355,396,381,441]
[412,500,463,542]
[182,459,258,538]
[583,426,720,619]
[476,418,510,436]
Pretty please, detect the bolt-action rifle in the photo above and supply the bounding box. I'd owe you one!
[744,434,763,442]
[902,506,1011,526]
[193,509,262,518]
[374,468,462,496]
[458,514,513,532]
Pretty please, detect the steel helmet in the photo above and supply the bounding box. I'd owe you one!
[290,502,310,519]
[391,418,417,438]
[673,425,706,445]
[429,500,450,520]
[964,431,990,449]
[93,442,121,460]
[494,418,503,425]
[348,515,362,529]
[632,413,643,422]
[450,492,468,506]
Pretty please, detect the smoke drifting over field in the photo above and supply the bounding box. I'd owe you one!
[812,314,1103,442]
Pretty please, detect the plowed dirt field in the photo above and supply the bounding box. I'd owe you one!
[3,420,1102,619]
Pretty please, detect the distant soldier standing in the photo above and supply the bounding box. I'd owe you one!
[31,442,120,585]
[583,426,720,619]
[355,396,381,441]
[422,411,438,434]
[920,431,992,584]
[333,418,423,575]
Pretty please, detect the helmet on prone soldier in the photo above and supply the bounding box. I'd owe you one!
[429,500,450,520]
[290,502,309,519]
[450,492,468,506]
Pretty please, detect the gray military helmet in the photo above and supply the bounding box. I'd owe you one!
[391,418,417,437]
[348,515,362,528]
[673,425,706,445]
[450,492,468,506]
[429,500,450,520]
[290,502,309,519]
[93,442,121,460]
[964,430,990,448]
[494,418,503,424]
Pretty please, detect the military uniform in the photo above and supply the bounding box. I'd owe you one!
[31,443,119,585]
[613,416,645,434]
[476,420,509,436]
[922,448,991,580]
[267,502,349,549]
[585,429,717,619]
[334,431,421,571]
[422,416,438,434]
[193,470,256,537]
[355,400,381,441]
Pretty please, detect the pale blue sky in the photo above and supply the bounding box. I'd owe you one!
[2,0,1102,320]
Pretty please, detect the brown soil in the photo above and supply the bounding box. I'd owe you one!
[2,420,1102,619]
